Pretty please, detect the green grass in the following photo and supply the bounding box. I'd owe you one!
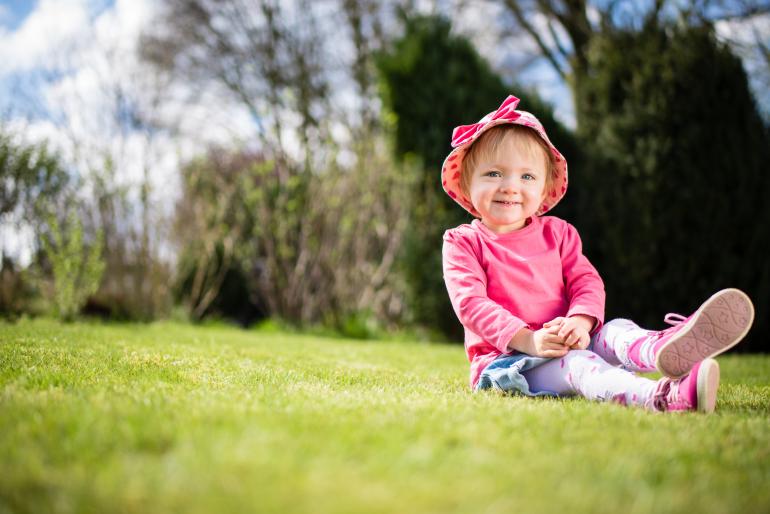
[2,319,769,514]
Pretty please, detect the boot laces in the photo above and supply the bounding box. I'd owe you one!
[649,313,689,340]
[664,313,688,326]
[651,378,673,411]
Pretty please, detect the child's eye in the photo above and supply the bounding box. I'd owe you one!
[522,173,536,181]
[484,170,502,178]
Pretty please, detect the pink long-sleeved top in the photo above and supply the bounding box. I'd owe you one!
[442,216,606,389]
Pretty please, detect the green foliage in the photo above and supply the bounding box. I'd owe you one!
[2,319,770,513]
[0,127,71,318]
[41,210,105,321]
[574,24,770,351]
[377,14,579,338]
[0,128,68,222]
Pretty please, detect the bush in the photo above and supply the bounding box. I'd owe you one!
[40,210,105,321]
[174,135,413,332]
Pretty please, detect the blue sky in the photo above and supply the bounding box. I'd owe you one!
[0,1,38,30]
[0,0,112,30]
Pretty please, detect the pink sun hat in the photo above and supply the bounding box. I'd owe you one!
[441,95,569,217]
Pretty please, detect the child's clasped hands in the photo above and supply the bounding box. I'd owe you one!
[541,314,595,350]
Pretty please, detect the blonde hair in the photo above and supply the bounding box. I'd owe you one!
[460,125,556,196]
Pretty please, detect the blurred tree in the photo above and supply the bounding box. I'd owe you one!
[40,209,105,322]
[79,50,176,322]
[174,148,264,323]
[144,0,413,332]
[141,0,331,170]
[575,23,770,352]
[0,128,69,229]
[0,128,69,317]
[9,21,178,321]
[377,13,578,339]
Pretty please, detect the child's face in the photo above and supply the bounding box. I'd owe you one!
[467,135,548,234]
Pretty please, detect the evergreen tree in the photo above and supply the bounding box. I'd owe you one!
[576,24,770,352]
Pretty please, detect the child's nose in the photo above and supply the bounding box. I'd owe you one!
[499,178,519,193]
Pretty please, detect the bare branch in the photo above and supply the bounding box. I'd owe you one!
[502,0,567,79]
[547,18,570,59]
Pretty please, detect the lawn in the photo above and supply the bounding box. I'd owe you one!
[1,319,769,514]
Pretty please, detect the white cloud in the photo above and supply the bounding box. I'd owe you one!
[93,0,151,53]
[4,0,260,159]
[0,0,91,76]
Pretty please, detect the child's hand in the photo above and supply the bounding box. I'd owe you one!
[534,325,570,357]
[508,324,568,358]
[530,325,569,358]
[543,317,567,331]
[564,326,590,350]
[546,315,594,350]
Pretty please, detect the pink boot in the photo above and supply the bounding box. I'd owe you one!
[648,359,720,413]
[629,288,754,378]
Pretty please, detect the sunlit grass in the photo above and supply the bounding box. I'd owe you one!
[2,319,769,514]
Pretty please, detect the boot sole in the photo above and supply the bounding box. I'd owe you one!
[696,358,720,413]
[656,289,754,378]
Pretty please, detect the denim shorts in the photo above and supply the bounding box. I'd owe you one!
[475,352,559,396]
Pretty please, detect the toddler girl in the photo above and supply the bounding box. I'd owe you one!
[441,95,754,412]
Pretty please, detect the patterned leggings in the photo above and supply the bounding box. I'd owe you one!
[522,319,659,408]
